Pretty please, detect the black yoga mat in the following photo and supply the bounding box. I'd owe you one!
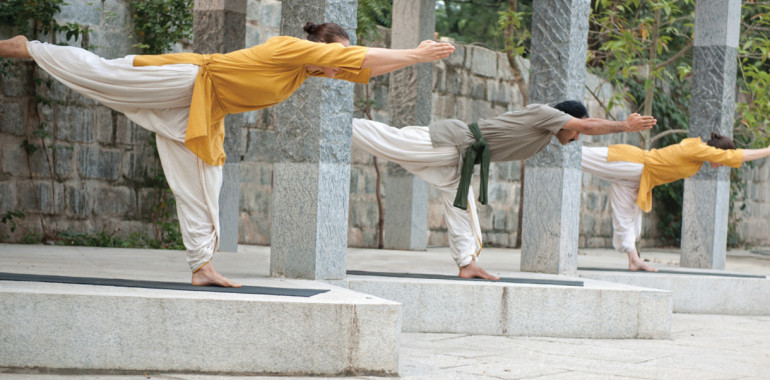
[0,272,329,297]
[347,270,584,287]
[578,267,766,279]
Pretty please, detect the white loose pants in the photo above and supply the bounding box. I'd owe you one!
[27,41,221,271]
[352,118,482,267]
[581,146,644,254]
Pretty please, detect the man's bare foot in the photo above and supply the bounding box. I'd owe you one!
[629,259,657,272]
[191,262,242,287]
[459,260,499,280]
[0,35,31,59]
[627,250,657,272]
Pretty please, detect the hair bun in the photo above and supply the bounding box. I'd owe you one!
[303,22,317,34]
[711,131,720,139]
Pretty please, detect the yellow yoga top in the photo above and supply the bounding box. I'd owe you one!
[607,137,743,212]
[133,36,371,166]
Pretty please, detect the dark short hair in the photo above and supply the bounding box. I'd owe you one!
[553,100,589,119]
[303,22,350,43]
[707,132,736,150]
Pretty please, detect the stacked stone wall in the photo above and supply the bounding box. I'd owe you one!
[736,161,770,246]
[2,0,767,250]
[0,0,165,242]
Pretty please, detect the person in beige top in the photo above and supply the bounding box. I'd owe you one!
[352,101,656,280]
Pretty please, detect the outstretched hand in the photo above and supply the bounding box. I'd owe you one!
[416,40,455,62]
[625,113,657,132]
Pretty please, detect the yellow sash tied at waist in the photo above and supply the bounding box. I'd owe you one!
[134,53,228,166]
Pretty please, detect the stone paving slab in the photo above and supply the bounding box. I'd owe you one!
[3,313,769,379]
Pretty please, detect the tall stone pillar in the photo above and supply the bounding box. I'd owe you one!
[681,0,741,269]
[270,0,357,280]
[193,0,247,252]
[520,0,590,274]
[382,0,435,250]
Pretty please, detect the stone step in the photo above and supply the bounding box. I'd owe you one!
[579,267,770,315]
[0,277,401,376]
[341,271,671,339]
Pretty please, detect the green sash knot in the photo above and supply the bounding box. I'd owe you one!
[452,122,489,210]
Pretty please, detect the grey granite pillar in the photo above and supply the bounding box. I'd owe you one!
[681,0,741,269]
[270,0,357,280]
[193,0,247,252]
[520,0,590,275]
[382,0,434,251]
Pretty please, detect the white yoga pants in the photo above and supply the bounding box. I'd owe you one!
[581,146,644,254]
[27,41,221,271]
[352,118,482,267]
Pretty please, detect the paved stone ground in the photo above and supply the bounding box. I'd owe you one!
[1,244,769,379]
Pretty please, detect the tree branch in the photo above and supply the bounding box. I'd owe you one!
[650,129,690,146]
[584,83,617,121]
[656,40,693,70]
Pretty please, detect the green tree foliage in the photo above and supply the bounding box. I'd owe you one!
[0,0,66,37]
[735,1,770,149]
[588,0,695,145]
[131,0,193,54]
[437,0,511,47]
[0,0,89,44]
[498,0,532,58]
[357,0,392,43]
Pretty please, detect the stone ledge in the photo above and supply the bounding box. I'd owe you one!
[0,280,401,376]
[343,272,671,339]
[579,268,770,315]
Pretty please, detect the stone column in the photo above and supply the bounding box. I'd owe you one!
[270,0,357,280]
[382,0,434,250]
[193,0,247,252]
[681,0,741,269]
[520,0,590,274]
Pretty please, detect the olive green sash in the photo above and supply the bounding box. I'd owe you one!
[452,122,489,210]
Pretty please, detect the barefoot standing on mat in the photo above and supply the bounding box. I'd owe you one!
[0,22,455,287]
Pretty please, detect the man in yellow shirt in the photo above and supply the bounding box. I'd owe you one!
[0,22,456,287]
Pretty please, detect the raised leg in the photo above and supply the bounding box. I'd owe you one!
[0,35,31,58]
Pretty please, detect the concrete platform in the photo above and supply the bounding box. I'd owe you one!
[342,270,671,339]
[0,245,401,376]
[579,266,770,315]
[2,244,770,378]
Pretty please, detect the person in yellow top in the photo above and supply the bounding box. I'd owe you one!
[583,130,770,272]
[0,22,456,287]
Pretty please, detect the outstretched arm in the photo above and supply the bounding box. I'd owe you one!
[742,145,770,162]
[362,40,455,76]
[562,113,657,135]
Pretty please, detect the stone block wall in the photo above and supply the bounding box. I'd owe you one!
[736,160,770,246]
[2,0,767,250]
[0,0,168,242]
